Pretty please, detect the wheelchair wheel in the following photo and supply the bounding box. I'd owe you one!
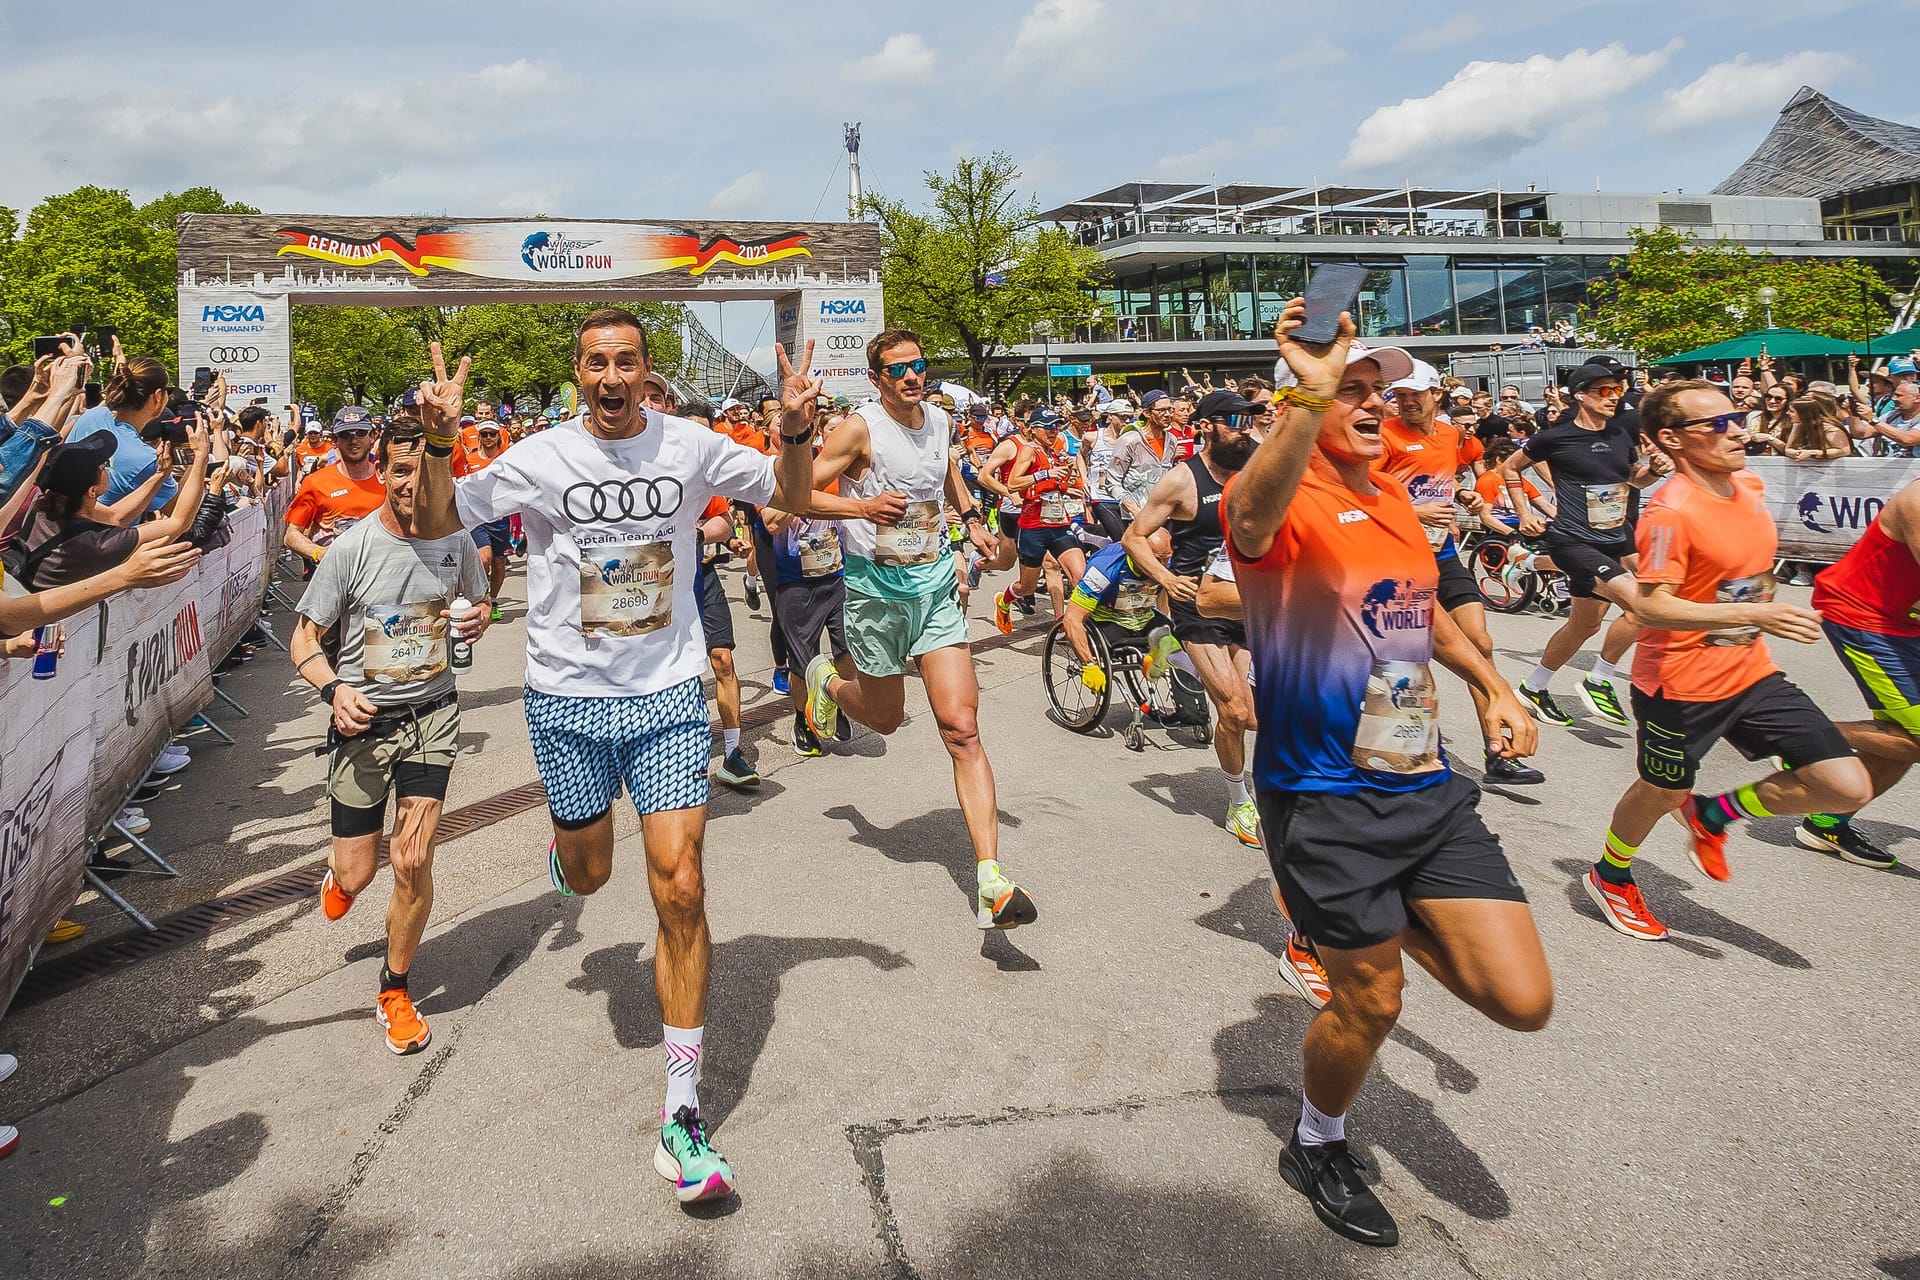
[1471,537,1537,614]
[1042,619,1112,732]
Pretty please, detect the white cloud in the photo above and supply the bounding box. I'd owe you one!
[708,170,774,215]
[1396,14,1482,51]
[1344,43,1680,173]
[1652,51,1858,134]
[844,33,935,85]
[1149,126,1291,179]
[1007,0,1108,77]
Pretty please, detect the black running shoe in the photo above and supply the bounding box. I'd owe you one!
[1483,752,1546,786]
[1013,591,1036,617]
[1279,1133,1399,1247]
[792,714,822,758]
[1517,684,1572,727]
[744,578,762,611]
[1795,820,1898,869]
[1578,678,1629,727]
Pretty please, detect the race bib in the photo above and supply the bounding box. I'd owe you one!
[1114,581,1156,625]
[1351,660,1443,775]
[1040,492,1068,525]
[1205,546,1236,584]
[1065,495,1087,520]
[798,524,843,578]
[1424,521,1450,551]
[1585,483,1629,531]
[579,541,673,638]
[361,600,448,684]
[1706,572,1775,646]
[873,499,944,567]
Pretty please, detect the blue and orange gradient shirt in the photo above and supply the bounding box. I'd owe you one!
[1227,467,1449,795]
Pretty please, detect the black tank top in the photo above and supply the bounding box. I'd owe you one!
[1166,454,1229,577]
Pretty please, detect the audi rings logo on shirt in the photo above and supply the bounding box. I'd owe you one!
[207,346,261,362]
[562,477,684,523]
[824,334,865,351]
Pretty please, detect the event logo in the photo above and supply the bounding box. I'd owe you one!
[521,231,608,273]
[816,298,872,325]
[561,477,684,523]
[0,745,68,952]
[1798,491,1829,532]
[202,305,266,323]
[1800,489,1883,534]
[208,347,261,362]
[122,603,205,728]
[1360,578,1434,642]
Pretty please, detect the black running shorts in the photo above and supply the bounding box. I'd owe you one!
[1437,552,1481,613]
[697,563,735,652]
[1254,772,1527,950]
[1169,597,1245,649]
[1630,671,1852,792]
[1542,533,1634,600]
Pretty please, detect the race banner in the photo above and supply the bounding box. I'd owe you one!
[0,480,291,1019]
[177,289,294,412]
[776,286,886,400]
[1746,457,1920,564]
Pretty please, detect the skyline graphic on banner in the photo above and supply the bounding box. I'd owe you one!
[271,222,814,283]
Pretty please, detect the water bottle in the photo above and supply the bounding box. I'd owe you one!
[449,596,473,672]
[31,626,57,680]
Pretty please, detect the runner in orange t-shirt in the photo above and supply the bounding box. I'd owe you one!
[1584,380,1870,941]
[462,420,513,609]
[284,408,385,572]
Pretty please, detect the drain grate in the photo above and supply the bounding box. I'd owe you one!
[14,627,1037,1008]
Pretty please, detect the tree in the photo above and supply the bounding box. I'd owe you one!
[434,301,685,412]
[865,152,1106,388]
[1586,227,1898,360]
[290,306,429,413]
[0,185,257,366]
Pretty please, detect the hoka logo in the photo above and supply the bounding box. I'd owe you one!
[202,304,265,322]
[1359,577,1434,641]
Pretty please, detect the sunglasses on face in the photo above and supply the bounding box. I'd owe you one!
[1582,385,1625,399]
[335,428,374,440]
[1765,393,1787,402]
[1672,411,1747,434]
[879,358,929,379]
[1215,413,1257,431]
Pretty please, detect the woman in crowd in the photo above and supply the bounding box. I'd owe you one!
[1745,384,1794,455]
[18,419,214,590]
[1781,393,1857,463]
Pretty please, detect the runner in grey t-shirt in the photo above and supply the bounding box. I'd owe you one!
[290,424,491,1058]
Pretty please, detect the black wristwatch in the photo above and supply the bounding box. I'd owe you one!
[318,679,344,705]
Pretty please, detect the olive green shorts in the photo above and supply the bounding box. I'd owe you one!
[328,700,460,811]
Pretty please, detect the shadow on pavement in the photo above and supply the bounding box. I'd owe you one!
[1552,857,1812,968]
[1127,770,1222,824]
[822,803,1025,909]
[1878,1255,1920,1279]
[1196,878,1482,1094]
[1214,992,1514,1221]
[567,933,909,1129]
[1743,816,1920,882]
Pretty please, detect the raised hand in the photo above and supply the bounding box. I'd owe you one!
[418,341,471,442]
[1273,297,1356,398]
[774,340,824,438]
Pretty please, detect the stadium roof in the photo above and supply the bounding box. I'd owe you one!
[1035,182,1509,224]
[1714,86,1920,199]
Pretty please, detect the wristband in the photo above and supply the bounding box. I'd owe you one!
[1277,387,1336,413]
[962,507,984,524]
[781,428,814,445]
[423,438,454,457]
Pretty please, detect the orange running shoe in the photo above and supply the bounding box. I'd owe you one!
[1279,933,1331,1008]
[1583,869,1669,940]
[993,589,1014,635]
[375,988,432,1055]
[320,869,356,921]
[1677,797,1732,882]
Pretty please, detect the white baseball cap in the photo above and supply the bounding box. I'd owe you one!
[1390,358,1442,393]
[1273,341,1414,390]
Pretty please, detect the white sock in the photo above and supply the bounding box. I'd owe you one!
[663,1024,703,1118]
[1588,656,1616,685]
[1297,1096,1346,1146]
[977,859,1001,886]
[745,574,760,591]
[723,727,741,753]
[1524,663,1555,693]
[1225,769,1252,806]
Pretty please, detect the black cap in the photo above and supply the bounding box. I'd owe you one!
[1195,389,1258,421]
[1567,361,1630,393]
[43,431,119,502]
[1029,408,1063,431]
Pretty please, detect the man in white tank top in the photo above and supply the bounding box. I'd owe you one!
[803,329,1039,932]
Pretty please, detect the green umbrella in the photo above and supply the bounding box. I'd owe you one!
[1653,326,1863,364]
[1865,324,1920,358]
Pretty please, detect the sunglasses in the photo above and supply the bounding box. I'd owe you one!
[1672,411,1747,434]
[1765,393,1787,402]
[878,358,929,379]
[1581,385,1625,398]
[334,427,374,440]
[1215,413,1257,431]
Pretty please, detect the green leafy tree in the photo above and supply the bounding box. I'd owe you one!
[291,306,429,413]
[435,301,684,412]
[0,185,257,366]
[865,152,1106,388]
[1587,227,1898,360]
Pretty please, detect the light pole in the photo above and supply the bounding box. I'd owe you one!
[1034,318,1055,403]
[1757,285,1778,329]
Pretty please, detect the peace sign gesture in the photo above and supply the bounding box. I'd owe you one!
[774,340,823,440]
[418,341,471,442]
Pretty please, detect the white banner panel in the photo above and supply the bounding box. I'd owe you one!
[1744,457,1920,564]
[785,286,885,400]
[176,289,294,410]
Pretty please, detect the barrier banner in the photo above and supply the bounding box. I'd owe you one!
[1745,457,1920,564]
[0,483,290,1019]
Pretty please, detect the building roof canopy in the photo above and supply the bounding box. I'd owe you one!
[1714,87,1920,199]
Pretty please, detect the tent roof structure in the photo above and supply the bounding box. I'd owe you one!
[1714,87,1920,199]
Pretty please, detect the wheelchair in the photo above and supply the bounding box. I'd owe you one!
[1041,616,1212,751]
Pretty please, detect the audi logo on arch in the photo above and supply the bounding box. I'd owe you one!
[207,346,261,362]
[824,335,865,351]
[561,478,684,523]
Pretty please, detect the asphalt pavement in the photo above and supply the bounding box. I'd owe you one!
[2,560,1917,1280]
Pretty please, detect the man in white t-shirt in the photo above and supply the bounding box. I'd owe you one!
[409,310,822,1206]
[803,329,1038,933]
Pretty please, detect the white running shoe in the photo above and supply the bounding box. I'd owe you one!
[117,810,151,835]
[0,1052,16,1084]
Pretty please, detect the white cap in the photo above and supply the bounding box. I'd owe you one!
[1273,341,1415,390]
[720,397,744,410]
[1104,399,1135,414]
[1390,358,1442,393]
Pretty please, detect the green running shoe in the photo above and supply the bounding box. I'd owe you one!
[1228,799,1261,848]
[976,861,1038,931]
[1517,683,1573,727]
[804,654,840,739]
[654,1105,736,1203]
[548,841,576,898]
[1578,677,1629,726]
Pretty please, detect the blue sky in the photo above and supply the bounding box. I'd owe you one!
[4,0,1912,373]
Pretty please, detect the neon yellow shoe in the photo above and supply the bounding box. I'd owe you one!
[1228,800,1261,848]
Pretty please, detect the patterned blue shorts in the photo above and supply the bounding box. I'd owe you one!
[524,678,711,822]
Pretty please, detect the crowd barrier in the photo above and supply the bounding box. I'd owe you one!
[0,478,292,1019]
[1745,456,1920,565]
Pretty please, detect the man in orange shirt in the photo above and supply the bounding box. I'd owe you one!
[462,419,512,614]
[1586,380,1871,940]
[284,406,385,573]
[292,420,336,476]
[1374,360,1544,787]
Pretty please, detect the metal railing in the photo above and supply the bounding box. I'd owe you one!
[1066,215,1909,245]
[1031,315,1597,347]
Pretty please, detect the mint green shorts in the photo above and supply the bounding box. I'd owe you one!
[843,583,971,677]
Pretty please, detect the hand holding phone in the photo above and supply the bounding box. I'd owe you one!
[1293,263,1368,347]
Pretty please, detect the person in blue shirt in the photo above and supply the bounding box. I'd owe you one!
[1061,533,1176,678]
[74,358,220,514]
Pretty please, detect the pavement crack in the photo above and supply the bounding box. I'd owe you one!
[1421,1214,1486,1278]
